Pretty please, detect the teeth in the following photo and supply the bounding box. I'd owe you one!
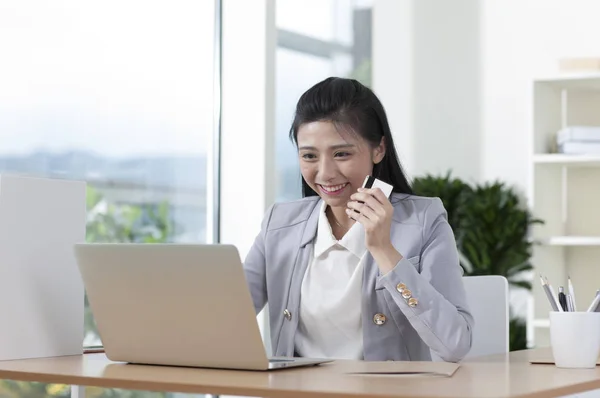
[321,184,346,192]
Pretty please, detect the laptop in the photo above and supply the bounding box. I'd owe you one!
[74,243,332,371]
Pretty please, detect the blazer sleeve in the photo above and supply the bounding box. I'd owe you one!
[377,198,474,362]
[242,204,275,314]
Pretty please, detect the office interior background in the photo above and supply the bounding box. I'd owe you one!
[2,0,600,396]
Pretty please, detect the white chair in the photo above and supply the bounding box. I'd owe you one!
[430,275,509,361]
[462,275,509,358]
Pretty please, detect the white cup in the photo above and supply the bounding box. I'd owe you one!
[550,311,600,368]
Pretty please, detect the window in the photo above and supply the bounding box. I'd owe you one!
[0,0,218,396]
[275,0,373,201]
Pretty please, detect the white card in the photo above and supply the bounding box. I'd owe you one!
[362,175,393,197]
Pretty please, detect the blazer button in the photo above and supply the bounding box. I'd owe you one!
[373,313,387,326]
[401,289,412,299]
[283,309,292,321]
[396,283,406,293]
[408,297,418,307]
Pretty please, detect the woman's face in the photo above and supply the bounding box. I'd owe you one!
[296,121,385,208]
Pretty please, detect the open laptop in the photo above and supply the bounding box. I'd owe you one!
[74,243,332,370]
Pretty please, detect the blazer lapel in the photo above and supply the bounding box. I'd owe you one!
[277,199,321,356]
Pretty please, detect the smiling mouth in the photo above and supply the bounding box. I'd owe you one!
[318,183,348,195]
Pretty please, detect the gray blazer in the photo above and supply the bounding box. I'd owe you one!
[243,193,474,362]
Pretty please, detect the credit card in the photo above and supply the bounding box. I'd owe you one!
[362,175,393,198]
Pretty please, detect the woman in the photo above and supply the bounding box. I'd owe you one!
[243,77,473,362]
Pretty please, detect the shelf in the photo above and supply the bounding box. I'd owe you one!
[532,319,550,328]
[541,236,600,246]
[531,72,600,348]
[533,154,600,167]
[535,73,600,90]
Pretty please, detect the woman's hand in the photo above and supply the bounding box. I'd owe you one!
[346,187,403,274]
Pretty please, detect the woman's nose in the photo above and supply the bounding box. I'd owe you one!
[318,157,338,181]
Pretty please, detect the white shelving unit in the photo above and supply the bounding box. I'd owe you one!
[528,74,600,346]
[542,236,600,246]
[533,153,600,167]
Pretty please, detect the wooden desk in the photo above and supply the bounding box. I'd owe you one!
[0,348,598,398]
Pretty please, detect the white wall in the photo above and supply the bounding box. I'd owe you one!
[479,0,537,194]
[372,0,415,177]
[373,0,482,184]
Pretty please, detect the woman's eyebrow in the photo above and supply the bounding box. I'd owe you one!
[298,144,355,151]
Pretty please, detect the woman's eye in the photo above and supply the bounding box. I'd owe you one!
[301,153,316,160]
[334,152,350,158]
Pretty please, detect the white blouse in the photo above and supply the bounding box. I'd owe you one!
[294,201,367,359]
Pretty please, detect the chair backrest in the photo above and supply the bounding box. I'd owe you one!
[462,275,509,358]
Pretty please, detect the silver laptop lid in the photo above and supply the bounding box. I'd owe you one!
[74,243,270,370]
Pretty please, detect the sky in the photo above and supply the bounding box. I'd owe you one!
[0,1,215,157]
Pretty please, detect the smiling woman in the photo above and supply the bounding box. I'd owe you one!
[289,77,410,242]
[242,76,474,363]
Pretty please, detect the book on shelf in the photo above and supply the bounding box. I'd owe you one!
[557,126,600,145]
[556,126,600,154]
[558,141,600,154]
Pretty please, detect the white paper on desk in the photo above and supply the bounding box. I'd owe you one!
[342,361,460,377]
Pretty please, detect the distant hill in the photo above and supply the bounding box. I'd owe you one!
[0,150,207,189]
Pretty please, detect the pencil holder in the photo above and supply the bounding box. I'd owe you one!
[550,311,600,368]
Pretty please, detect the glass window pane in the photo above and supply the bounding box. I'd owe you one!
[85,386,211,398]
[277,0,335,42]
[277,0,365,47]
[0,381,71,398]
[0,0,216,355]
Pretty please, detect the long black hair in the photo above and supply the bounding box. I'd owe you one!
[289,77,413,197]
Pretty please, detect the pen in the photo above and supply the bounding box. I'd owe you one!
[544,276,563,312]
[587,290,600,312]
[567,294,574,312]
[591,289,600,312]
[540,275,560,311]
[558,286,568,311]
[568,276,578,311]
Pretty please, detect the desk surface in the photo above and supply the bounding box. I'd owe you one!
[0,348,598,398]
